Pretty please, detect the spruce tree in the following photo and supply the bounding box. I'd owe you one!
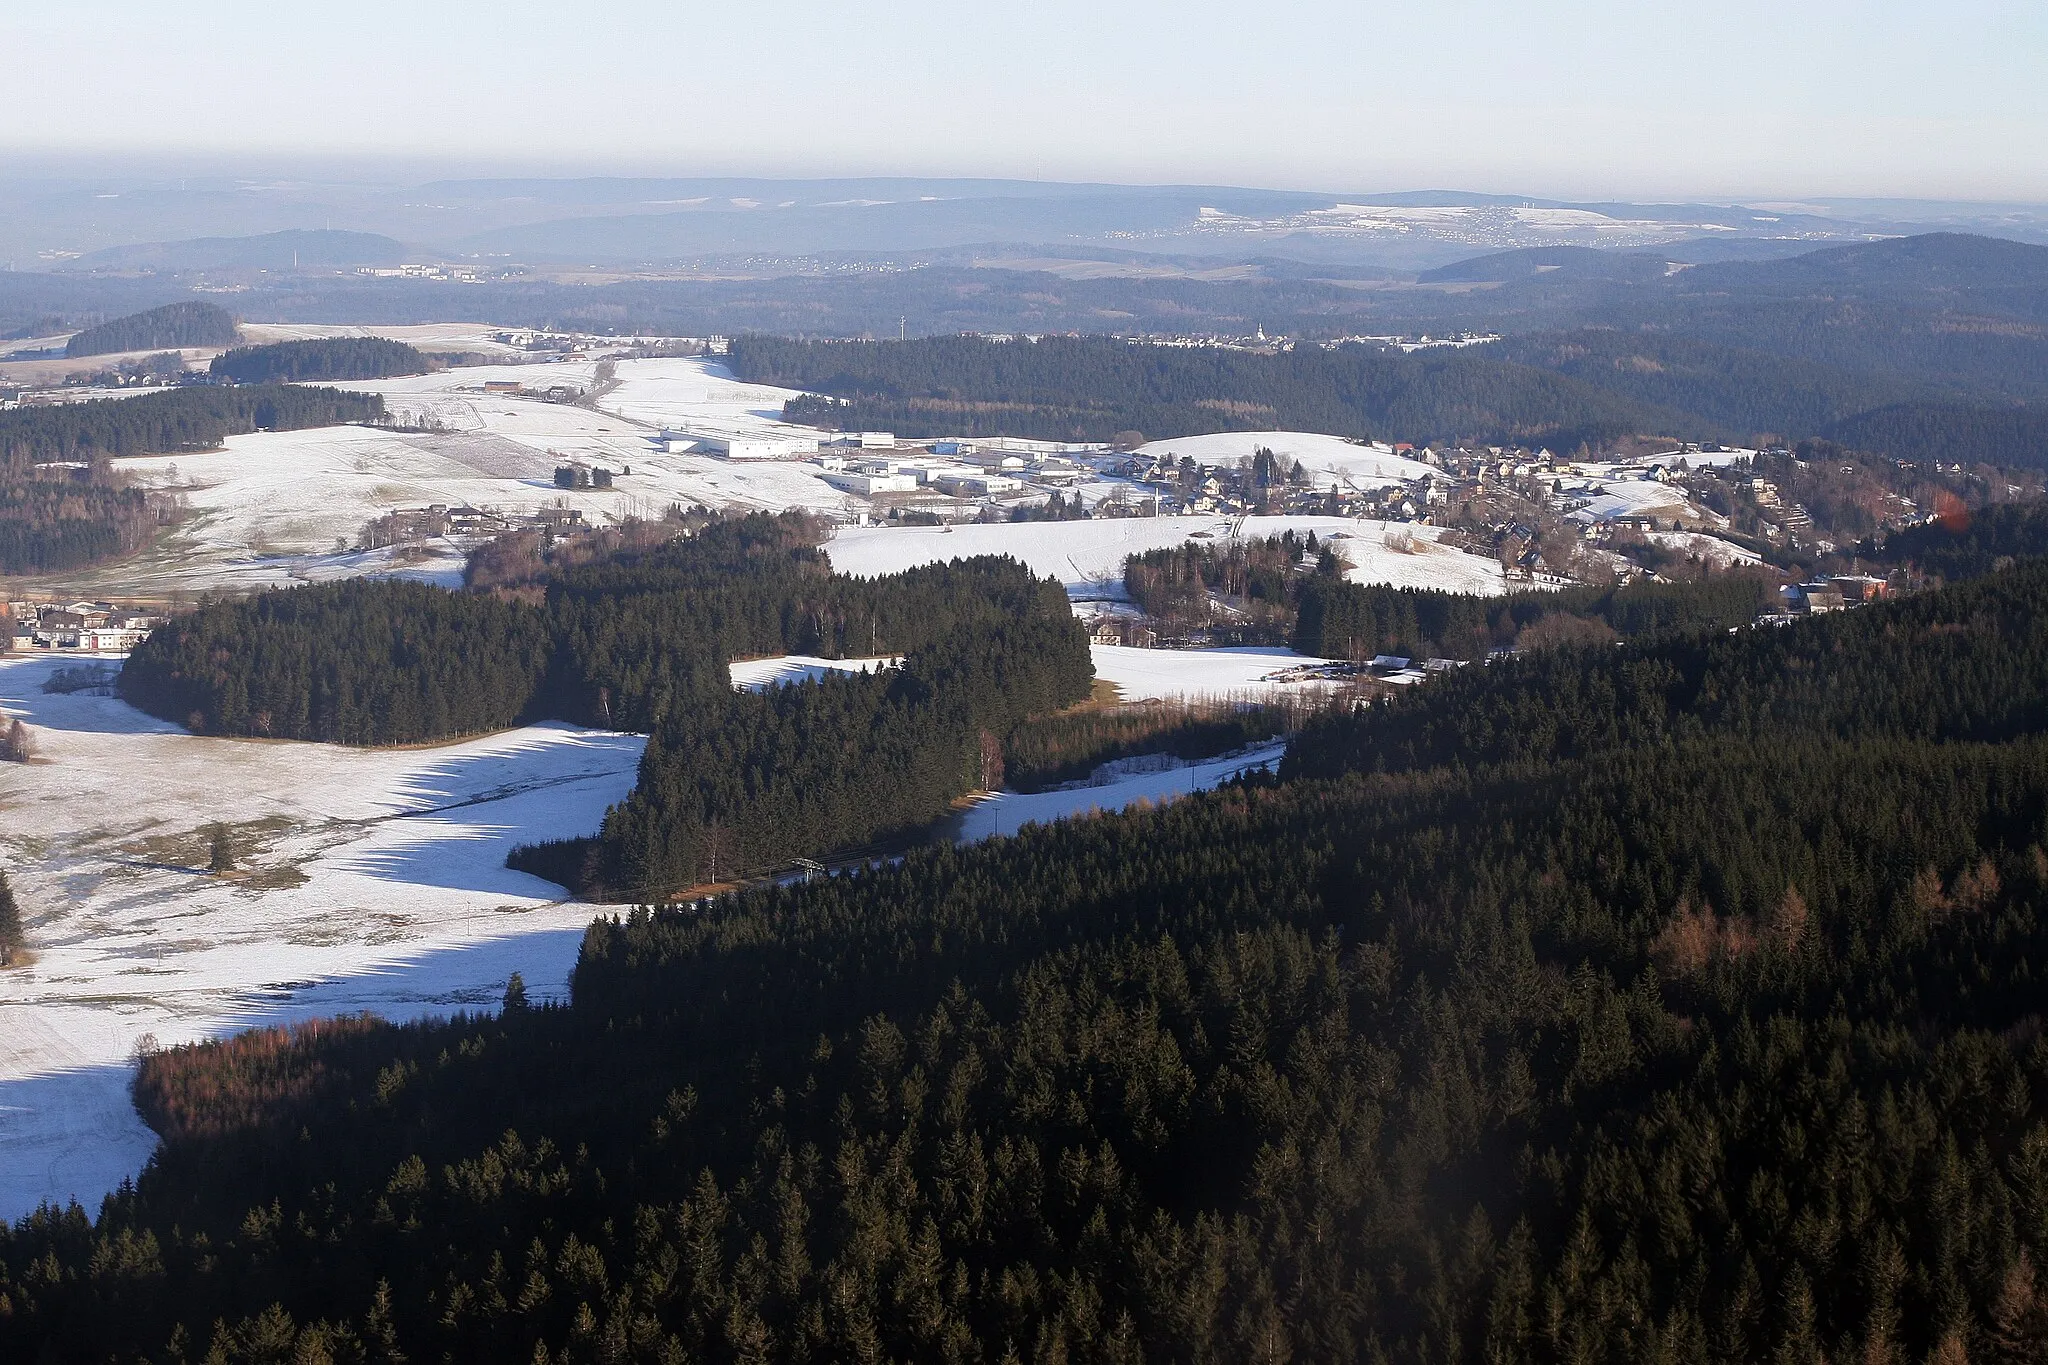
[207,823,235,874]
[0,870,22,966]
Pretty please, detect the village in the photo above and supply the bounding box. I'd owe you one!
[5,599,161,653]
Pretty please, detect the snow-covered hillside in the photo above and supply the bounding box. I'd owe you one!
[1131,431,1434,490]
[25,357,859,597]
[0,653,644,1219]
[825,515,1510,598]
[1090,644,1343,700]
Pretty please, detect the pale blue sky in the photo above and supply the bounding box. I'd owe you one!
[7,0,2047,200]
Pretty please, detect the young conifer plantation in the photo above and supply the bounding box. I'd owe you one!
[9,528,2048,1362]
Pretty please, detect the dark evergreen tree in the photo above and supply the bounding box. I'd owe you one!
[0,870,21,966]
[206,823,234,874]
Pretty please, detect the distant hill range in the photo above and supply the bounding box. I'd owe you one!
[12,172,2046,273]
[11,221,2048,471]
[1417,246,1672,284]
[73,229,408,272]
[63,301,238,357]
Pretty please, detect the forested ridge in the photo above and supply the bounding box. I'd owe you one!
[1284,557,2048,781]
[62,302,238,358]
[735,334,1690,452]
[1864,501,2048,580]
[732,328,2048,468]
[209,337,428,384]
[13,557,2048,1362]
[118,515,1092,893]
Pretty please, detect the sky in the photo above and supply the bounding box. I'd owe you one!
[8,0,2048,201]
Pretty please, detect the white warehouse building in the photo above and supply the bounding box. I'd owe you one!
[822,470,920,495]
[658,430,817,460]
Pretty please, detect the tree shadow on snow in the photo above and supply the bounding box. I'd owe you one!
[0,926,594,1224]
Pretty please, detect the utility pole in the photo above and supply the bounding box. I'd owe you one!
[899,316,906,342]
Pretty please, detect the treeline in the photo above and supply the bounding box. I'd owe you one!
[1124,530,1313,630]
[733,303,2048,468]
[1121,530,1776,657]
[1867,501,2048,580]
[14,563,2048,1361]
[209,337,428,383]
[1292,573,1778,659]
[1285,557,2048,781]
[1001,697,1301,791]
[737,333,1689,452]
[116,580,554,742]
[120,514,1092,893]
[63,301,237,357]
[1821,400,2048,472]
[0,479,159,574]
[0,385,384,469]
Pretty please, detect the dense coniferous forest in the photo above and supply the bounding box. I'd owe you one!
[62,301,238,357]
[734,328,2048,468]
[1284,560,2048,781]
[737,334,1686,451]
[1290,574,1778,659]
[1865,501,2048,579]
[116,580,556,742]
[11,553,2048,1361]
[1819,402,2048,472]
[208,337,428,383]
[119,515,1092,893]
[0,386,385,468]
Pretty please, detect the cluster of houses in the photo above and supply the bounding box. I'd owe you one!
[472,378,590,403]
[1112,452,1339,517]
[1775,575,1893,617]
[6,601,160,653]
[358,500,609,554]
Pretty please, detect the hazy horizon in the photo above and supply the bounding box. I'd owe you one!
[9,0,2048,203]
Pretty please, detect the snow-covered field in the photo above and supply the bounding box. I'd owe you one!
[0,652,644,1220]
[1646,529,1763,566]
[728,643,1340,704]
[825,514,1510,598]
[1091,644,1342,701]
[1567,477,1722,527]
[951,741,1288,841]
[1130,431,1435,490]
[20,357,860,597]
